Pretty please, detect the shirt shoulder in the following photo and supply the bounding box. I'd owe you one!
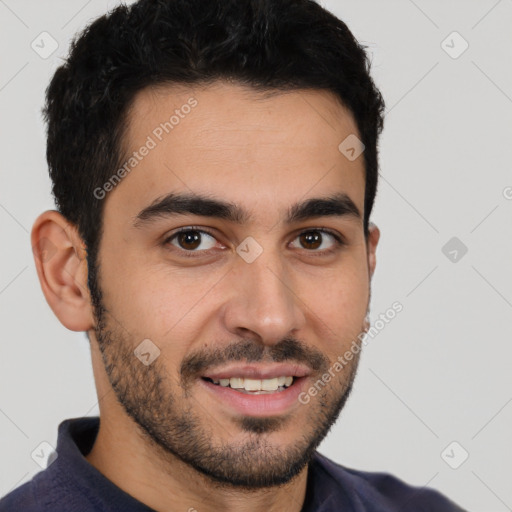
[310,452,467,512]
[0,473,43,512]
[0,462,115,512]
[0,416,155,512]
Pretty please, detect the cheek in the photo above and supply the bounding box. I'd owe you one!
[310,280,368,328]
[97,255,180,339]
[302,257,370,342]
[110,265,223,345]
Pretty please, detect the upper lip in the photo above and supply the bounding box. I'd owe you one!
[202,363,312,380]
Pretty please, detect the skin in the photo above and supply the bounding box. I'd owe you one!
[31,81,380,512]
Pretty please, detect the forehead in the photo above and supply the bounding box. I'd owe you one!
[109,81,365,228]
[125,81,359,149]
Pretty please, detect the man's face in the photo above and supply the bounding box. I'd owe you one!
[90,82,376,488]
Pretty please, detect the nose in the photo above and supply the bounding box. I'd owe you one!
[221,246,306,346]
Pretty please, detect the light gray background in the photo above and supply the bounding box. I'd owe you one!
[1,1,511,510]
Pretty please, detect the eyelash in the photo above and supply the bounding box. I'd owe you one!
[163,226,346,258]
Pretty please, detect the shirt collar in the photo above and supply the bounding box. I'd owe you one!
[47,416,154,510]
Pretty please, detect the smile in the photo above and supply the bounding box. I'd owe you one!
[200,375,308,416]
[202,376,294,394]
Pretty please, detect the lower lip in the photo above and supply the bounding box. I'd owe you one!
[199,377,308,417]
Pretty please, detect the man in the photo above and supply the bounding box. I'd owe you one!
[0,0,465,510]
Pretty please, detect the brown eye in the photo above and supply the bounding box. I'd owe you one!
[167,229,218,252]
[290,229,343,253]
[177,231,201,250]
[299,231,322,250]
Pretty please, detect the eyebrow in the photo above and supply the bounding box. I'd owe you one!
[133,191,361,229]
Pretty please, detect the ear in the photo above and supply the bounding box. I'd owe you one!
[31,210,94,331]
[366,222,380,280]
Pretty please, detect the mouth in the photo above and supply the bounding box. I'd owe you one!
[198,366,310,417]
[201,375,296,394]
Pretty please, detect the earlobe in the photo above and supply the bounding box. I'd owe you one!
[367,222,380,279]
[31,210,94,331]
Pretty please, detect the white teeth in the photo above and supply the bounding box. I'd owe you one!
[244,378,262,391]
[229,377,244,389]
[261,377,279,391]
[209,376,294,392]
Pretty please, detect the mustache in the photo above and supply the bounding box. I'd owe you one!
[180,337,330,383]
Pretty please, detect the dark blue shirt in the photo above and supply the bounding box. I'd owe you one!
[0,417,466,511]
